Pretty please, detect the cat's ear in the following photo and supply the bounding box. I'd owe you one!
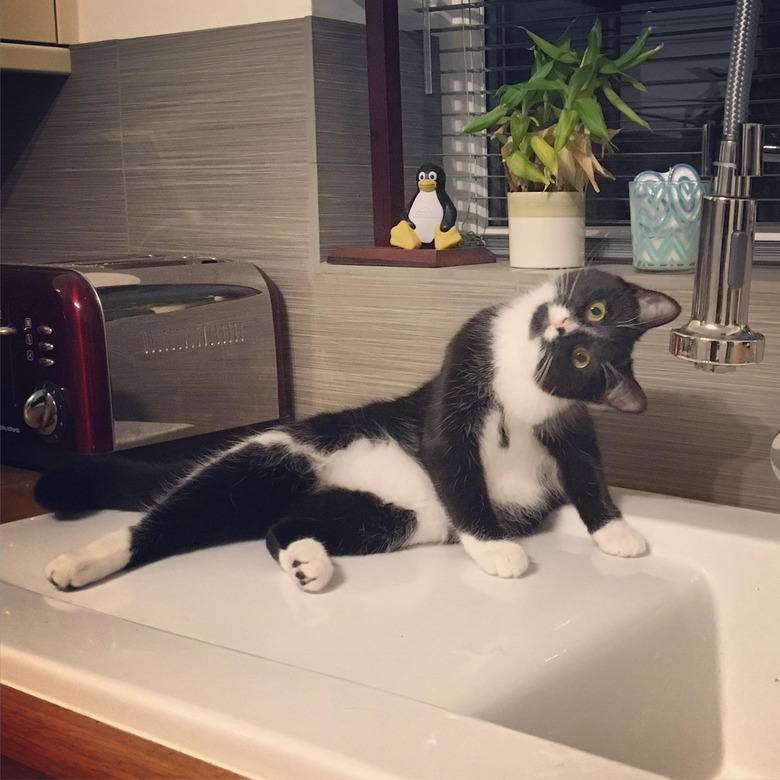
[603,377,647,414]
[632,287,681,330]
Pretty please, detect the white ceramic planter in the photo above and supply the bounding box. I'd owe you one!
[507,191,586,269]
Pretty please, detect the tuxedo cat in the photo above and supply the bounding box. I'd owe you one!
[36,269,680,593]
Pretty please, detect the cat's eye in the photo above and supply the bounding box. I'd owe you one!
[586,301,607,322]
[571,347,590,369]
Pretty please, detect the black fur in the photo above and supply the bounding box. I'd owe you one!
[33,456,187,513]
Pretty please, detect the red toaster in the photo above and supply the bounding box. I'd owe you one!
[1,255,291,469]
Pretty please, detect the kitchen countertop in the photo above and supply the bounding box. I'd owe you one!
[0,464,245,780]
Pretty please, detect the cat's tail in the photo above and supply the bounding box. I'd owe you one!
[34,456,187,514]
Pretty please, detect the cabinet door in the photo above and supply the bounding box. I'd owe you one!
[0,0,58,44]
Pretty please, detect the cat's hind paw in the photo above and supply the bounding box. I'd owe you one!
[45,529,132,589]
[592,519,648,558]
[45,552,108,590]
[278,538,334,593]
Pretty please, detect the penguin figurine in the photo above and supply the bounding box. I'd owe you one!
[390,163,462,250]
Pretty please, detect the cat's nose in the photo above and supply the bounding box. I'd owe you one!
[552,317,569,335]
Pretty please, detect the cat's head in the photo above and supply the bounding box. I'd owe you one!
[532,269,681,413]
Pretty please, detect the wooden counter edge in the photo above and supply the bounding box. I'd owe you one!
[1,468,247,779]
[1,685,247,779]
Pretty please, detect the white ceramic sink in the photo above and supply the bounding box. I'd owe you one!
[1,488,778,779]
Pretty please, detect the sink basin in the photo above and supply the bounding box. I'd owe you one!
[1,488,778,779]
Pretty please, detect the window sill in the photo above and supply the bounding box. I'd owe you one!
[318,256,780,294]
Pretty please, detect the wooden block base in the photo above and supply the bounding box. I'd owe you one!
[327,245,496,268]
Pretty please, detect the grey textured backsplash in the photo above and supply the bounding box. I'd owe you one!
[1,18,778,514]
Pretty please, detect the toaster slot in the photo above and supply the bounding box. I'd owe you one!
[99,283,262,321]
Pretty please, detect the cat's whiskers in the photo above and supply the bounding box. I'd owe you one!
[614,314,643,331]
[585,237,606,266]
[561,265,587,310]
[537,348,559,395]
[535,349,554,387]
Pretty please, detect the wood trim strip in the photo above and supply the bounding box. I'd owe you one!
[0,42,71,75]
[0,685,246,780]
[328,245,496,267]
[364,0,405,246]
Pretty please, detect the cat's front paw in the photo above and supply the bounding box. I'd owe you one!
[460,536,530,578]
[592,519,648,558]
[278,538,334,593]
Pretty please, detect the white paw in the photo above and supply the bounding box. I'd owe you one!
[46,551,114,589]
[460,535,529,578]
[592,519,648,558]
[278,538,334,593]
[45,529,132,590]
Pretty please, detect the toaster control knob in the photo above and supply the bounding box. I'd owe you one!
[23,385,60,437]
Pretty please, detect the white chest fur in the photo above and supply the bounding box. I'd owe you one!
[408,190,444,244]
[480,408,561,512]
[491,283,571,425]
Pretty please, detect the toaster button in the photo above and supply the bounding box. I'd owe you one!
[38,357,55,367]
[37,325,53,335]
[38,342,54,351]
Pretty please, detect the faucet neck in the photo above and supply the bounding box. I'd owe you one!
[712,124,763,198]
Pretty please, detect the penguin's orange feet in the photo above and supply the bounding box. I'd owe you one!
[434,224,462,250]
[390,221,422,250]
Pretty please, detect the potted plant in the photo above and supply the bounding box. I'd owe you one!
[463,20,662,269]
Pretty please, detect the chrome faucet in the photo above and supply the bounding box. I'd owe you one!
[670,0,765,372]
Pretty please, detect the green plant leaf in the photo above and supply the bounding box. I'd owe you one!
[553,107,579,153]
[462,20,663,192]
[529,60,555,82]
[554,31,571,50]
[526,60,555,84]
[525,78,566,92]
[611,26,652,71]
[600,40,662,75]
[582,19,602,66]
[500,85,529,110]
[623,44,664,70]
[530,133,558,173]
[574,96,610,139]
[523,28,578,63]
[510,114,531,151]
[565,63,596,107]
[619,73,647,92]
[462,104,508,134]
[601,83,650,129]
[505,149,550,185]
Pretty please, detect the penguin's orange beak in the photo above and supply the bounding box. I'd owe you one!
[418,179,436,192]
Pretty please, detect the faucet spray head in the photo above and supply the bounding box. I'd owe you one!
[669,158,765,372]
[670,0,765,372]
[670,123,765,372]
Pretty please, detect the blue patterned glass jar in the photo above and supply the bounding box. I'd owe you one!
[629,180,708,271]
